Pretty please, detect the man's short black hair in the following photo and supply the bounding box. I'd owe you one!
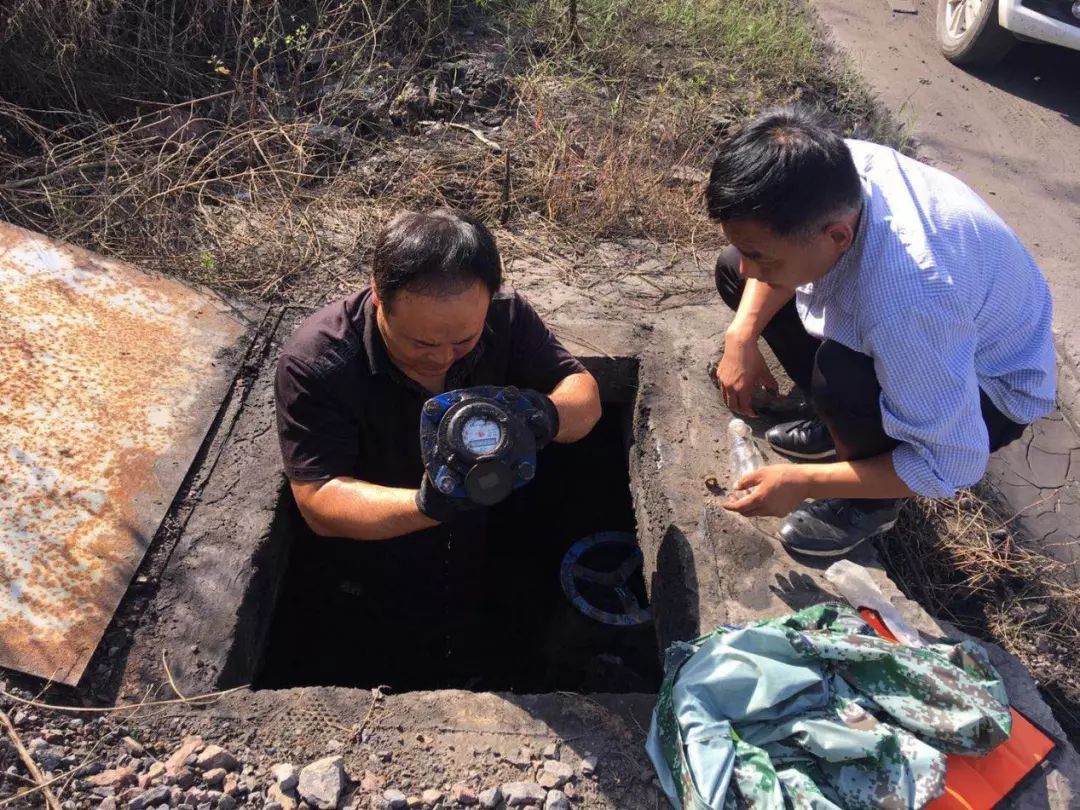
[706,106,862,237]
[372,209,502,306]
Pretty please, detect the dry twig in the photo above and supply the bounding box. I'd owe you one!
[0,708,63,810]
[0,762,93,808]
[161,650,190,704]
[0,685,247,714]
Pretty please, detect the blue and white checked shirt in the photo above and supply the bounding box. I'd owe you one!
[796,140,1056,497]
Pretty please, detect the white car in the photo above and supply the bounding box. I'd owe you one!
[937,0,1080,64]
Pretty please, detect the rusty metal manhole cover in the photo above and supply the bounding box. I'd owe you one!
[0,223,249,685]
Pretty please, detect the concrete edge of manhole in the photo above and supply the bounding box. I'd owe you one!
[112,311,652,700]
[105,302,283,700]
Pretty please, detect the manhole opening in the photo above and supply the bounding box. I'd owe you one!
[254,361,661,694]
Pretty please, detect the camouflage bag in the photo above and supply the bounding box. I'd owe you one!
[645,603,1011,809]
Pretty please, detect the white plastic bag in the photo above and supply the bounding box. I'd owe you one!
[824,559,923,647]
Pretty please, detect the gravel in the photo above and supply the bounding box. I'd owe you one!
[298,756,346,810]
[195,745,239,772]
[271,763,299,792]
[579,755,598,777]
[268,783,298,810]
[500,782,547,807]
[202,767,227,787]
[450,784,478,806]
[540,760,573,789]
[128,785,171,810]
[165,738,205,775]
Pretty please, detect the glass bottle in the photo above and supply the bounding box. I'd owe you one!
[728,418,764,485]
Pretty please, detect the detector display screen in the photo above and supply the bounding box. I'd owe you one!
[460,415,503,456]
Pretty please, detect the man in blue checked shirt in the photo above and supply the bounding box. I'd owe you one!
[710,106,1055,558]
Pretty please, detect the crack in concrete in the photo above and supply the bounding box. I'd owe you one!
[999,467,1069,493]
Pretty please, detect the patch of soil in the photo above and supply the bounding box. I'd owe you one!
[0,683,661,810]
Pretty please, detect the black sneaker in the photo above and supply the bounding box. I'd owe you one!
[750,386,815,419]
[779,499,901,557]
[766,418,836,460]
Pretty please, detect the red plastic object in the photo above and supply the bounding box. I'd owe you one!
[857,608,1056,810]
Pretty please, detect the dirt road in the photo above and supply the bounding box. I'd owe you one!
[811,0,1080,373]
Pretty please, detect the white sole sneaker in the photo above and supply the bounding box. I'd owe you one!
[778,518,898,557]
[768,443,838,461]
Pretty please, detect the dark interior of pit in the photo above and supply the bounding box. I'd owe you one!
[255,395,661,694]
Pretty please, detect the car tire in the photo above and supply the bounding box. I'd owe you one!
[936,0,1015,66]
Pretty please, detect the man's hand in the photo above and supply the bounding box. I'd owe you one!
[415,475,480,524]
[716,332,778,416]
[520,388,560,449]
[723,464,810,518]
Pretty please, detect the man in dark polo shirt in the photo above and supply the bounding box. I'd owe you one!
[272,209,601,687]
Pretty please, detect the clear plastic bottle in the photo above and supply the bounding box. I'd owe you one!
[728,418,764,484]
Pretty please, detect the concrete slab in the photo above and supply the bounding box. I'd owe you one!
[0,222,251,685]
[986,364,1080,584]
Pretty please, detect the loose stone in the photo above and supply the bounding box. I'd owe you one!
[298,756,346,810]
[272,764,300,793]
[500,782,546,807]
[195,746,239,773]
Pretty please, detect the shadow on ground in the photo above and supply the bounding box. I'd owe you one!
[965,41,1080,125]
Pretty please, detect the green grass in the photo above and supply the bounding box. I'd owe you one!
[655,0,820,84]
[485,0,903,247]
[497,0,902,139]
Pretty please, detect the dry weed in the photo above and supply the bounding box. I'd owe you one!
[1,0,902,300]
[0,0,455,293]
[879,491,1080,744]
[488,0,900,251]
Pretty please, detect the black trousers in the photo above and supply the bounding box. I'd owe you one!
[713,246,1025,462]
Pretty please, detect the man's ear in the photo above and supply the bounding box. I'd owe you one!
[371,285,382,309]
[823,220,855,253]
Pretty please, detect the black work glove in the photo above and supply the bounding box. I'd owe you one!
[520,389,560,450]
[415,474,480,524]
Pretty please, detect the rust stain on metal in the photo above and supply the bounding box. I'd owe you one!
[0,222,248,685]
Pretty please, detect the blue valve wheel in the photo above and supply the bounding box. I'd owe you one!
[559,532,653,628]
